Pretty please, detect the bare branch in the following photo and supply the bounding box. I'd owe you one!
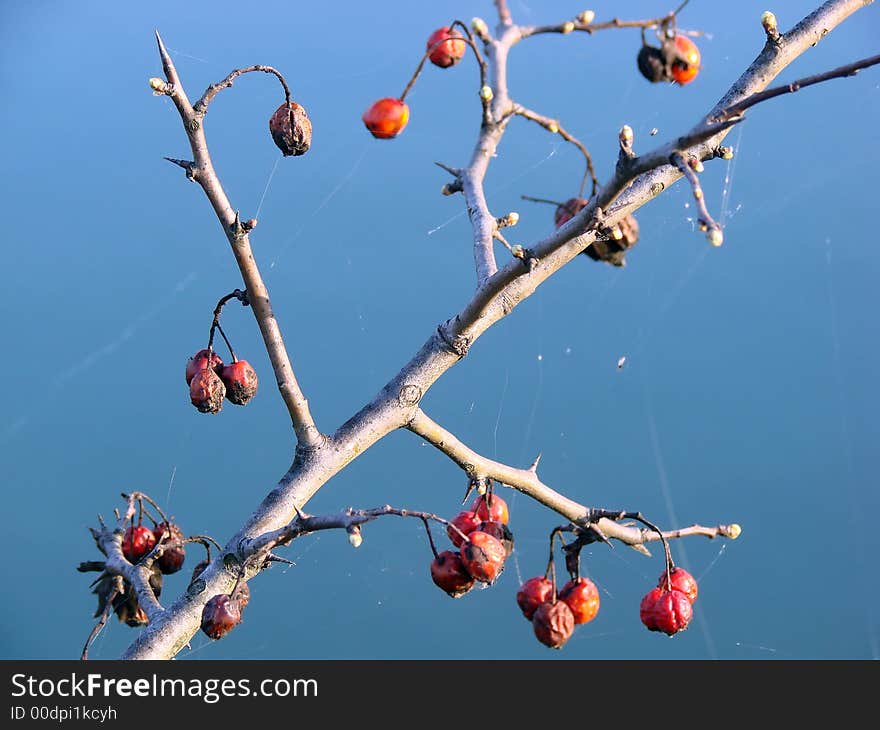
[670,152,722,246]
[494,0,512,27]
[515,105,599,198]
[153,32,322,449]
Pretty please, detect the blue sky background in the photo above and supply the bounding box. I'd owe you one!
[1,0,878,660]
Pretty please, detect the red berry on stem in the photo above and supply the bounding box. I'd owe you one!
[659,567,698,604]
[268,101,312,157]
[447,510,482,547]
[220,359,259,406]
[670,35,700,85]
[185,349,223,385]
[152,522,186,575]
[189,367,226,414]
[122,525,156,563]
[554,198,589,228]
[459,530,507,584]
[200,594,242,640]
[532,600,575,649]
[426,26,466,68]
[640,587,693,636]
[516,576,554,621]
[362,98,410,139]
[471,493,509,525]
[559,577,600,625]
[475,520,514,558]
[430,550,475,598]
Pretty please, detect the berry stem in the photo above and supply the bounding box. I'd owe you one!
[521,195,565,208]
[419,516,440,559]
[195,66,293,116]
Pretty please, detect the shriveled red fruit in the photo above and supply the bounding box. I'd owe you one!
[362,98,410,139]
[152,522,186,575]
[430,550,475,598]
[475,520,514,558]
[637,44,667,83]
[640,587,693,636]
[658,567,698,604]
[200,594,242,640]
[516,576,554,620]
[268,100,312,157]
[471,493,509,525]
[220,359,259,406]
[447,510,482,547]
[460,530,507,584]
[670,35,700,85]
[559,577,600,625]
[189,367,226,414]
[426,26,466,68]
[185,349,223,385]
[122,525,156,563]
[554,197,589,228]
[532,600,575,649]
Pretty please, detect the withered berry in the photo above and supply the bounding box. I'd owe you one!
[362,98,410,139]
[658,566,698,604]
[122,525,156,563]
[430,550,475,598]
[532,600,575,649]
[200,594,242,640]
[640,586,693,636]
[516,576,554,621]
[189,367,226,414]
[220,359,259,406]
[471,493,509,525]
[475,520,514,558]
[269,101,312,157]
[185,349,223,386]
[559,577,600,625]
[427,27,467,68]
[460,530,507,584]
[447,510,483,548]
[637,44,667,83]
[152,521,186,575]
[554,198,589,228]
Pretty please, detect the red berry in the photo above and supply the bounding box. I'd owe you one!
[459,530,507,584]
[362,98,410,139]
[446,510,482,547]
[185,349,223,385]
[430,550,475,598]
[200,594,242,640]
[516,576,554,621]
[122,525,156,563]
[640,587,693,636]
[426,26,466,68]
[471,493,509,525]
[220,359,259,406]
[475,520,514,558]
[532,600,575,649]
[189,367,226,414]
[268,100,312,157]
[152,522,186,575]
[559,577,600,625]
[670,35,700,85]
[554,198,589,228]
[658,567,698,604]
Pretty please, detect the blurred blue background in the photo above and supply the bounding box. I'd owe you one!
[1,0,878,660]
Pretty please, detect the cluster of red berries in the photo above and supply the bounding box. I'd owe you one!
[517,574,600,649]
[639,566,699,636]
[363,26,467,140]
[430,492,513,598]
[200,581,251,640]
[186,348,259,415]
[637,34,701,86]
[122,521,186,575]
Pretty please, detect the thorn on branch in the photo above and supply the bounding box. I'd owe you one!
[163,157,197,182]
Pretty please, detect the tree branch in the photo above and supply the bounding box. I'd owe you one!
[123,0,871,659]
[153,32,323,449]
